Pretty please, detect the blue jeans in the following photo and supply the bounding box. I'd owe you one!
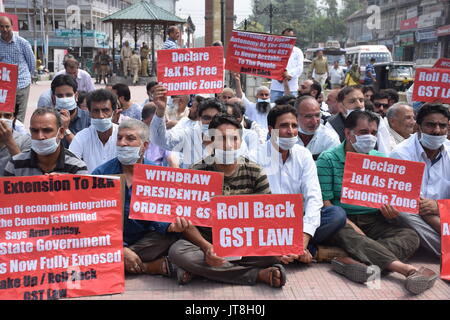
[270,89,298,103]
[307,206,347,257]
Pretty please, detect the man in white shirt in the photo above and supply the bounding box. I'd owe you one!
[249,104,347,263]
[329,61,344,89]
[150,85,222,168]
[385,102,415,153]
[295,96,340,160]
[69,89,118,173]
[390,103,450,257]
[234,73,275,129]
[269,28,304,102]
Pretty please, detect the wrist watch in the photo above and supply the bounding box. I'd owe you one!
[65,129,72,136]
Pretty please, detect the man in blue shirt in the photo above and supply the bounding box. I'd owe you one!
[92,118,192,277]
[0,16,35,123]
[364,57,377,85]
[162,26,180,49]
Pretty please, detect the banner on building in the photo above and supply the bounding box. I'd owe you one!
[439,200,450,281]
[412,68,450,103]
[341,153,424,214]
[212,194,303,257]
[433,58,450,69]
[225,30,296,81]
[157,46,224,95]
[0,62,18,113]
[0,174,124,300]
[129,164,223,227]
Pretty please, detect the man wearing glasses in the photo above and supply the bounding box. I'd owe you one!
[372,91,391,118]
[295,96,340,160]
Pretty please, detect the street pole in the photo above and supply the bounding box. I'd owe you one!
[33,0,37,59]
[220,0,225,45]
[80,22,83,69]
[269,3,273,34]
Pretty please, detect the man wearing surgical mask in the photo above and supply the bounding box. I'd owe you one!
[50,74,90,147]
[92,119,192,278]
[3,108,88,176]
[390,103,450,257]
[150,85,225,168]
[317,110,437,295]
[0,111,31,176]
[169,114,290,288]
[69,89,119,173]
[249,105,347,264]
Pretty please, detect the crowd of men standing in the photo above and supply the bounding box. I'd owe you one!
[0,15,449,295]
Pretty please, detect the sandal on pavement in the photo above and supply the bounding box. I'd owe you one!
[405,267,438,295]
[331,257,379,284]
[143,256,174,277]
[268,264,287,288]
[176,267,193,285]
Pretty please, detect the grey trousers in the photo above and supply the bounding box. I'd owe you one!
[397,212,441,257]
[128,231,179,262]
[15,85,30,123]
[168,239,279,285]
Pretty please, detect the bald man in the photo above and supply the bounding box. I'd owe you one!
[295,96,340,160]
[385,103,416,152]
[218,88,235,103]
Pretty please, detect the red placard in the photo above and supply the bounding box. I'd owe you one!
[0,62,18,113]
[0,174,124,300]
[211,194,303,257]
[433,58,450,69]
[157,46,224,95]
[439,200,450,281]
[412,68,450,103]
[341,153,424,214]
[0,13,19,32]
[129,164,223,227]
[225,30,296,81]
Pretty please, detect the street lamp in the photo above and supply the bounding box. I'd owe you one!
[253,0,286,34]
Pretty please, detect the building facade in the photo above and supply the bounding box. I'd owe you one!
[3,0,178,72]
[346,0,450,65]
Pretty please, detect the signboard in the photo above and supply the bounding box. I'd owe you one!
[0,174,124,300]
[437,25,450,37]
[399,33,415,46]
[212,194,303,257]
[439,200,450,281]
[225,30,296,81]
[412,68,450,103]
[433,58,450,69]
[0,62,18,113]
[400,17,418,31]
[157,46,224,96]
[129,164,224,227]
[417,12,441,29]
[415,29,438,42]
[340,153,424,214]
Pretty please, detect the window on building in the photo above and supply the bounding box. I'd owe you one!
[418,42,439,59]
[19,20,29,31]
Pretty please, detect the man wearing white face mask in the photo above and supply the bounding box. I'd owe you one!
[69,89,119,173]
[169,114,290,288]
[92,119,192,278]
[49,75,90,147]
[295,96,340,160]
[4,108,88,176]
[249,105,347,264]
[390,103,450,257]
[0,111,31,176]
[317,110,437,295]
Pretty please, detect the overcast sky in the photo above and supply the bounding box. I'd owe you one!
[176,0,253,38]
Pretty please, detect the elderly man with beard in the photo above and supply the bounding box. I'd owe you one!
[234,72,275,129]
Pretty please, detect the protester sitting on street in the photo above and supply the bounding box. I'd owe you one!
[112,83,143,120]
[218,88,235,103]
[142,81,158,106]
[298,79,321,100]
[0,111,31,176]
[371,91,390,118]
[385,102,415,152]
[168,113,288,288]
[166,95,190,129]
[234,72,274,129]
[362,85,375,101]
[92,119,191,277]
[141,103,179,168]
[55,58,96,93]
[249,104,347,263]
[390,103,450,257]
[4,107,88,176]
[316,110,438,295]
[50,74,90,147]
[383,88,400,108]
[0,109,28,136]
[295,96,340,160]
[172,95,204,130]
[225,101,260,149]
[69,89,119,173]
[150,85,225,168]
[77,91,89,111]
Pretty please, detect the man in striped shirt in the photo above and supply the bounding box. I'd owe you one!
[0,16,35,123]
[162,26,180,50]
[167,113,288,288]
[4,107,88,176]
